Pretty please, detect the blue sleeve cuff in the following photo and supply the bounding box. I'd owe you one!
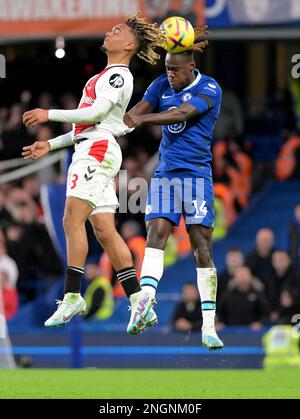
[187,95,213,114]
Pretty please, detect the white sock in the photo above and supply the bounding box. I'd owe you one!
[140,247,164,298]
[196,267,217,329]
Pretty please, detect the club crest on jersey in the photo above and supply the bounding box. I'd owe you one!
[168,106,186,133]
[182,93,192,102]
[109,74,124,88]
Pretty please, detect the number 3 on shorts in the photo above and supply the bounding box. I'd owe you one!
[70,174,79,190]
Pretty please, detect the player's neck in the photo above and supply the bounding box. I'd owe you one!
[106,52,131,67]
[183,74,196,89]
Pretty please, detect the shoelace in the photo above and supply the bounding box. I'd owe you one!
[128,298,157,312]
[55,299,72,308]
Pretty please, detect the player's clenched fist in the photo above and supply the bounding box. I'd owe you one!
[22,141,50,160]
[123,112,143,128]
[23,108,49,127]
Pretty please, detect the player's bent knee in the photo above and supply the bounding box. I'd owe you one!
[146,225,170,249]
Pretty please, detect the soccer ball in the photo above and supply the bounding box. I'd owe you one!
[160,16,195,53]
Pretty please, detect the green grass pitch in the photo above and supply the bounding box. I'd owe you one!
[0,369,299,399]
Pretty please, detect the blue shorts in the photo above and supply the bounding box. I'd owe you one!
[145,171,214,229]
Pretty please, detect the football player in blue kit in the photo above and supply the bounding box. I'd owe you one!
[123,44,223,350]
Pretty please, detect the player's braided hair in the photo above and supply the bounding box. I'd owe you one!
[190,25,209,53]
[126,11,166,66]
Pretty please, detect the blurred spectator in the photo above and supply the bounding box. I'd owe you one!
[0,240,18,289]
[164,234,178,268]
[21,175,42,211]
[288,203,300,264]
[214,182,237,227]
[276,288,300,326]
[266,250,300,321]
[120,221,146,277]
[2,187,63,302]
[275,135,300,181]
[83,264,114,320]
[226,140,253,208]
[262,322,300,368]
[217,248,244,299]
[213,139,252,211]
[35,126,60,184]
[245,228,275,286]
[5,187,39,224]
[0,103,34,159]
[179,0,198,27]
[173,217,191,259]
[172,283,202,332]
[0,269,18,320]
[37,92,54,110]
[214,86,244,139]
[61,93,78,110]
[143,0,173,24]
[0,189,13,228]
[99,220,146,298]
[217,266,269,330]
[212,196,227,240]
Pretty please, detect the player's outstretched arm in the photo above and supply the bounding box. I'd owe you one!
[23,97,114,128]
[127,100,154,116]
[22,131,74,159]
[22,141,50,160]
[123,102,198,128]
[23,108,49,128]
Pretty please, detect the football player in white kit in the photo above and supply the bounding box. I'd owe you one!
[22,12,165,334]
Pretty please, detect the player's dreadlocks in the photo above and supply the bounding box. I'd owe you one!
[126,12,166,66]
[190,25,209,53]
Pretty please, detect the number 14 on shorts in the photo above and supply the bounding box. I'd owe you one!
[192,199,208,218]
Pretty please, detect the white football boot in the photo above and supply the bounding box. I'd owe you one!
[44,295,86,328]
[130,307,158,335]
[127,290,155,335]
[202,326,224,351]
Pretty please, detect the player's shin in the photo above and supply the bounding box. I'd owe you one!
[197,267,223,349]
[64,266,85,302]
[140,247,164,299]
[196,267,217,329]
[116,267,141,298]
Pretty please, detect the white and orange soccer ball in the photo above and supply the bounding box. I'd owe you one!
[160,16,195,53]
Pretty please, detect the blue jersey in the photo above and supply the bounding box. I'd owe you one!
[143,69,222,179]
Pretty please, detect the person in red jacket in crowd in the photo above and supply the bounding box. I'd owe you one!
[0,269,18,320]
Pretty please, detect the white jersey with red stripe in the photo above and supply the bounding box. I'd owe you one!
[73,64,133,141]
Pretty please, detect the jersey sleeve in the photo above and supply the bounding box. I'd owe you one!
[187,83,222,115]
[96,68,132,105]
[142,78,161,109]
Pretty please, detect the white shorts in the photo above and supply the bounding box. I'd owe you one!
[66,134,122,214]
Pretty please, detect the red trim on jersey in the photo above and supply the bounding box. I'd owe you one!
[74,69,108,137]
[88,140,109,164]
[74,65,129,137]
